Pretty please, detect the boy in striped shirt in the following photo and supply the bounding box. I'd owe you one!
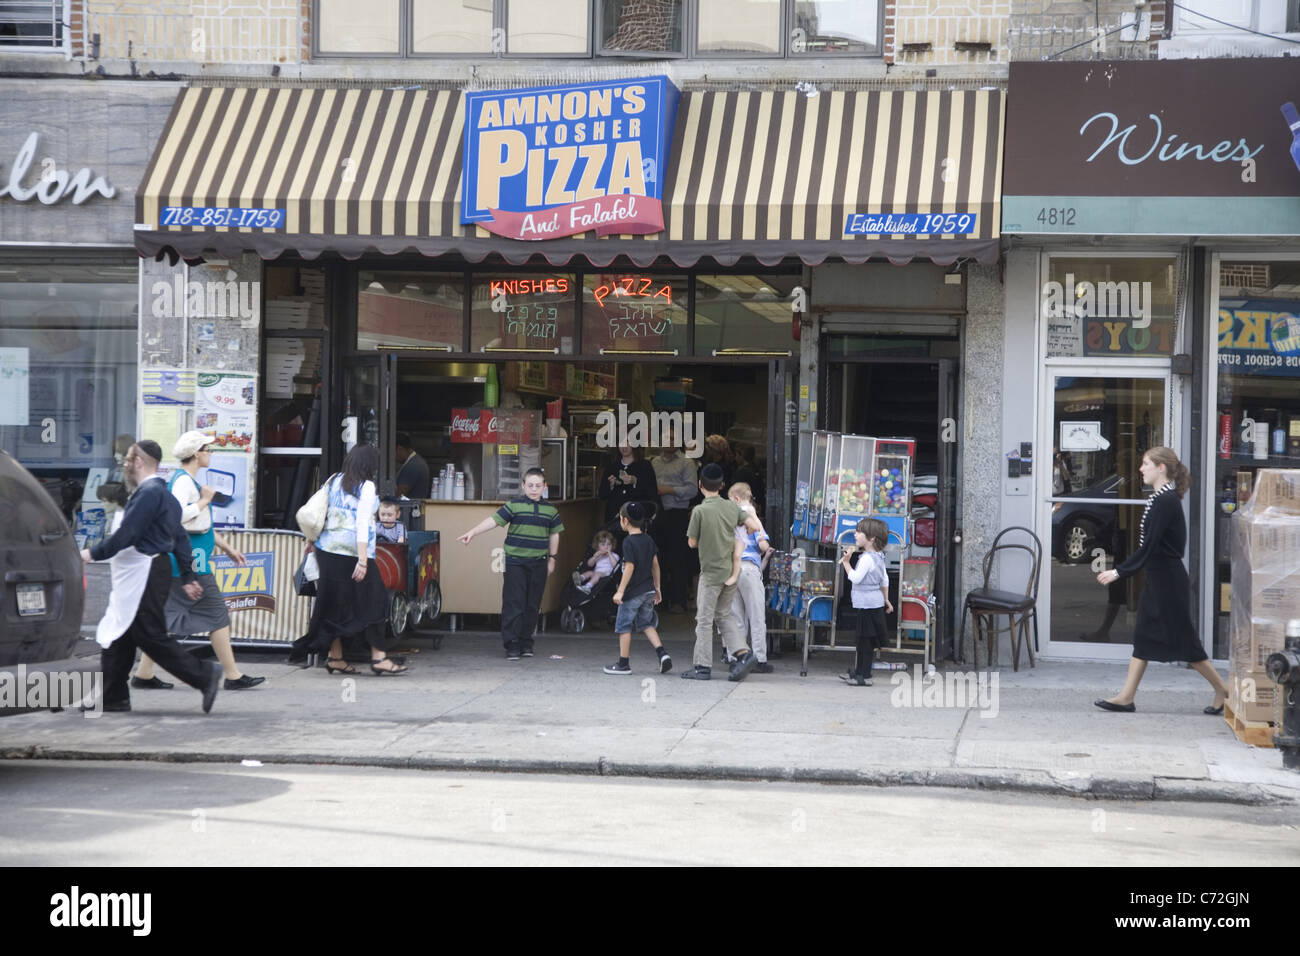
[458,468,564,660]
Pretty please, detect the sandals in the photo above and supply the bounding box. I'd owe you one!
[370,658,408,676]
[325,658,358,675]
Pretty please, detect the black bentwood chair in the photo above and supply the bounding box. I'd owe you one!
[958,526,1042,671]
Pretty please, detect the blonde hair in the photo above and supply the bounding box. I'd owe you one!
[592,529,616,550]
[728,482,752,502]
[1144,446,1189,498]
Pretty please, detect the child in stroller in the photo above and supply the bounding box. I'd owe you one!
[559,505,657,633]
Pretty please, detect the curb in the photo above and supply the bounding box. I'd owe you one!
[1,747,1291,806]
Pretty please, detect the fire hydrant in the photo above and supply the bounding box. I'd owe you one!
[1265,619,1300,771]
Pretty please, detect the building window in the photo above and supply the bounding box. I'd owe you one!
[581,273,688,354]
[0,0,64,49]
[791,0,879,54]
[1174,0,1295,34]
[697,0,780,53]
[471,274,577,353]
[413,0,494,53]
[358,272,466,351]
[317,0,880,56]
[1042,256,1180,360]
[600,0,684,55]
[694,274,798,353]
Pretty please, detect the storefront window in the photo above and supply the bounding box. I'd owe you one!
[413,0,494,52]
[359,272,465,351]
[1043,256,1180,359]
[581,273,687,354]
[471,273,577,353]
[0,261,138,521]
[1210,258,1300,660]
[694,274,797,354]
[697,0,781,53]
[318,0,401,52]
[601,0,683,54]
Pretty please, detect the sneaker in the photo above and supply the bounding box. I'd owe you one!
[505,646,522,661]
[578,583,593,594]
[752,661,774,674]
[572,571,583,586]
[658,652,673,674]
[728,651,757,683]
[521,648,535,658]
[680,665,712,680]
[603,661,632,675]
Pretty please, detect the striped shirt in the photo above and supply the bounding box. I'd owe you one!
[734,525,769,567]
[494,497,564,562]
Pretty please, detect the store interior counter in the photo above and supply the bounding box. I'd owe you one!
[421,499,604,616]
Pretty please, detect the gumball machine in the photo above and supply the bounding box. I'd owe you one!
[823,433,874,545]
[866,438,914,561]
[792,432,817,540]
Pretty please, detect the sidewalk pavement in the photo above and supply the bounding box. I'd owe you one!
[4,614,1297,805]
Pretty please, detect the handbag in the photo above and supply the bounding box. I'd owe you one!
[293,550,319,597]
[295,474,335,541]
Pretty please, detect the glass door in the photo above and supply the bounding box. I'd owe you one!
[343,353,396,493]
[1040,368,1172,658]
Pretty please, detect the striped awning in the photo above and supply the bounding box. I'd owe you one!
[135,85,1004,267]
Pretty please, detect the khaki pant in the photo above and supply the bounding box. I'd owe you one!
[694,578,746,669]
[733,562,767,662]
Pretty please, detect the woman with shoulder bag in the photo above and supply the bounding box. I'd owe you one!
[130,431,265,691]
[289,444,407,675]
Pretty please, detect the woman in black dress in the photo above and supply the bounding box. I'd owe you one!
[1094,446,1229,714]
[598,443,658,526]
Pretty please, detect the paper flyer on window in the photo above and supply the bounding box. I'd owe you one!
[195,372,256,452]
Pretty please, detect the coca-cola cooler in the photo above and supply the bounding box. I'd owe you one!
[449,407,542,500]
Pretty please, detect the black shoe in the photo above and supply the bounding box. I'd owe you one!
[603,661,632,675]
[1204,703,1225,715]
[201,662,222,714]
[839,672,870,686]
[83,700,131,713]
[1094,698,1135,713]
[287,637,310,666]
[505,646,521,661]
[680,665,712,680]
[658,652,673,674]
[130,676,173,690]
[224,675,265,690]
[521,648,535,658]
[729,651,757,683]
[752,661,774,674]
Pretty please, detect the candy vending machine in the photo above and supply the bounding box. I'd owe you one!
[791,432,815,539]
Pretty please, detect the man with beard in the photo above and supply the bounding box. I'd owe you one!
[80,440,222,713]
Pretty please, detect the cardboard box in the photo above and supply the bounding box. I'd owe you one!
[1229,667,1280,724]
[1251,468,1300,512]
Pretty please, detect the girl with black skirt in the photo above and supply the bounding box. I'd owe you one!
[839,517,893,687]
[1094,446,1228,713]
[291,444,407,676]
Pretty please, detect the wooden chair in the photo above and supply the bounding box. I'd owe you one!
[958,526,1042,671]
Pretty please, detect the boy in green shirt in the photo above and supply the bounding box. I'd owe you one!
[458,468,563,660]
[681,463,764,682]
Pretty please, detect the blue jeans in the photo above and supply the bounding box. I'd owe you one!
[614,591,658,635]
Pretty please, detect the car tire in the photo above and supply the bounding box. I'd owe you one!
[1060,517,1099,564]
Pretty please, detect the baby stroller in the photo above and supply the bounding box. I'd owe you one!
[558,501,657,633]
[558,551,622,633]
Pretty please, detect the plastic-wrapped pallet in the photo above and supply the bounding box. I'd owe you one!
[1229,469,1300,724]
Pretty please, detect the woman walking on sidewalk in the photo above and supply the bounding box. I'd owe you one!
[291,444,406,676]
[1094,446,1228,714]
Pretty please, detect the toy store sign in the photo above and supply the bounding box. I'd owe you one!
[1218,301,1300,378]
[462,77,680,240]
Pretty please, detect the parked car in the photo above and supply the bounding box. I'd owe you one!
[0,449,85,667]
[1052,473,1127,564]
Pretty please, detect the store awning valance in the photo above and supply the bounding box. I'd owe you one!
[135,85,1004,267]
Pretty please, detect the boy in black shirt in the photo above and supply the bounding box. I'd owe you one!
[603,501,671,675]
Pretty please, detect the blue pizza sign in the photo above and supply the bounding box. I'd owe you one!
[462,77,679,240]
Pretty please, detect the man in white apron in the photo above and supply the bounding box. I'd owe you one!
[80,440,222,713]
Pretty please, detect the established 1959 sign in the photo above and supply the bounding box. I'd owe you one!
[462,77,680,241]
